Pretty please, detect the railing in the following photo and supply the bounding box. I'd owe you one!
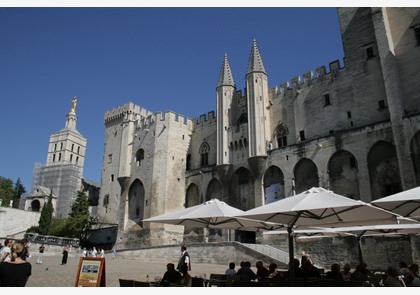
[24,232,80,247]
[240,243,289,263]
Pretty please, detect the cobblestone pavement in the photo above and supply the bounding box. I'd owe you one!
[25,254,228,287]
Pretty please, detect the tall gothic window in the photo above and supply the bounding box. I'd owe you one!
[276,124,288,148]
[186,154,191,171]
[199,142,210,167]
[136,149,144,166]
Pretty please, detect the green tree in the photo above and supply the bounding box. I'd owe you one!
[70,190,90,217]
[0,176,15,206]
[13,177,26,208]
[38,190,54,234]
[67,190,92,241]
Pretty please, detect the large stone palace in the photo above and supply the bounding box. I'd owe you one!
[96,7,420,248]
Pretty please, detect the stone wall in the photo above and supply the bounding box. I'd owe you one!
[0,207,40,239]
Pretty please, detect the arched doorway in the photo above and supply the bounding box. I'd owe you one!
[368,141,401,200]
[206,179,223,201]
[328,150,359,198]
[128,179,145,223]
[263,165,285,204]
[294,158,319,194]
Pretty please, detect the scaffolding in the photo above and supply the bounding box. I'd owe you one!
[32,163,82,218]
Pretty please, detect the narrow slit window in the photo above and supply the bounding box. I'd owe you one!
[413,25,420,46]
[299,130,305,141]
[378,100,386,110]
[366,46,375,59]
[324,94,331,106]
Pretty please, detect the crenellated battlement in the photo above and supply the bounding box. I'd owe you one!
[104,102,154,124]
[276,59,344,95]
[192,111,217,127]
[153,110,194,130]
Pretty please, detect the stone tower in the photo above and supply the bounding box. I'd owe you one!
[31,97,87,217]
[246,39,270,158]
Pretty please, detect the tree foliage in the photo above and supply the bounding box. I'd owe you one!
[0,176,27,208]
[70,190,90,218]
[65,189,95,241]
[38,190,54,234]
[25,189,97,244]
[0,176,16,206]
[13,177,26,208]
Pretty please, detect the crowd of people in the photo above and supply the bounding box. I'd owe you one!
[218,251,420,287]
[0,238,110,287]
[80,246,106,258]
[1,239,420,287]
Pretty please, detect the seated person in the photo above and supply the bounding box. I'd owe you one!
[161,263,181,286]
[405,264,420,287]
[236,261,256,281]
[384,266,404,287]
[225,262,236,276]
[301,258,321,286]
[351,263,371,282]
[325,263,343,281]
[265,263,284,286]
[286,258,304,278]
[341,263,352,281]
[255,261,270,282]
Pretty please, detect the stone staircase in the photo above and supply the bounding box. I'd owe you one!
[239,243,289,266]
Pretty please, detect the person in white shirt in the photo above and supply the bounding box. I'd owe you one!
[177,245,191,272]
[91,247,97,257]
[0,239,13,263]
[225,262,236,276]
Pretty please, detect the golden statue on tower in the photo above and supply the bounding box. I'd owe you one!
[70,96,77,113]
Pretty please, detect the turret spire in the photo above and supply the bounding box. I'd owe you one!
[217,53,235,88]
[246,39,267,75]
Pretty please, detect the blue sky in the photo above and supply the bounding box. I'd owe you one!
[0,6,346,193]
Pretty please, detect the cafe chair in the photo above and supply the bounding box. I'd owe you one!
[133,280,151,287]
[119,279,134,287]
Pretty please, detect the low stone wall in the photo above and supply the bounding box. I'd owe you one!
[26,235,420,272]
[115,242,286,267]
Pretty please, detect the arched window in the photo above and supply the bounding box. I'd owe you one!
[276,124,288,148]
[136,149,145,166]
[199,142,210,167]
[103,194,109,207]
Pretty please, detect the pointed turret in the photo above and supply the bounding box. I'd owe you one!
[246,39,267,75]
[216,53,236,165]
[217,53,235,88]
[245,39,270,157]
